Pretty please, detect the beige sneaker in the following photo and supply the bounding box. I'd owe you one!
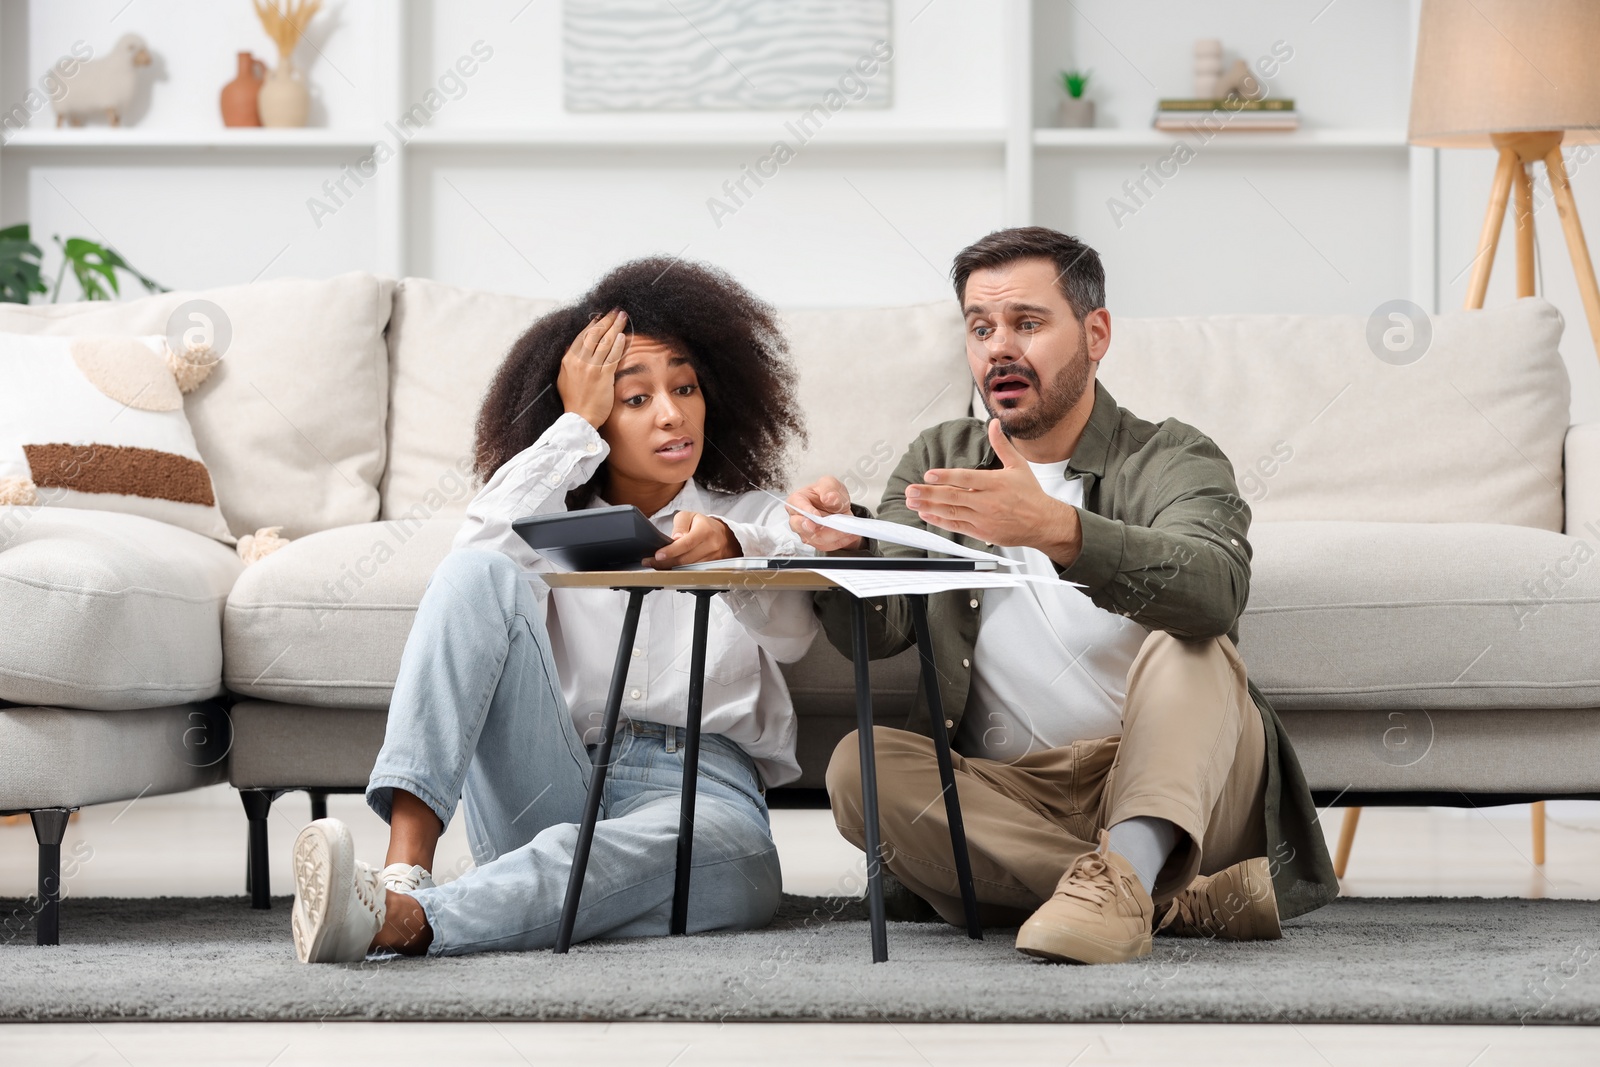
[1156,856,1282,941]
[291,818,385,963]
[1015,832,1153,965]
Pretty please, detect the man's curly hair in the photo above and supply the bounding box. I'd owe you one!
[474,257,806,505]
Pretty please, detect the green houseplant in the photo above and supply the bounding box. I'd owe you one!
[0,223,166,304]
[1058,68,1095,128]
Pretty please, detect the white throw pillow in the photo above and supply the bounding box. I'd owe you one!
[0,332,232,542]
[0,272,395,540]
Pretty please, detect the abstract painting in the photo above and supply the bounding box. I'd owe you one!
[563,0,893,111]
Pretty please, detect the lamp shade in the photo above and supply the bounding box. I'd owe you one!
[1409,0,1600,147]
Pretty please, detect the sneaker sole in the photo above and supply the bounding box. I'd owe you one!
[291,820,354,964]
[1015,921,1152,965]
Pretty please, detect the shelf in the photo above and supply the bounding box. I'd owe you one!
[404,125,1007,149]
[0,128,380,150]
[1033,128,1409,150]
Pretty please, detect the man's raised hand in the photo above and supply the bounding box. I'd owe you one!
[786,475,862,553]
[903,418,1083,565]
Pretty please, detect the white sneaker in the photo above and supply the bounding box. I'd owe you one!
[291,818,385,964]
[380,863,435,894]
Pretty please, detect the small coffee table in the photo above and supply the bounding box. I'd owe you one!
[541,568,982,962]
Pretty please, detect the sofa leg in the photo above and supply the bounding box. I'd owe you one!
[239,790,280,909]
[1532,800,1547,865]
[30,808,72,946]
[1334,806,1361,879]
[309,791,328,822]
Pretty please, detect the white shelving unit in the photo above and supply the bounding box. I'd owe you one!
[1033,128,1409,150]
[0,0,1436,314]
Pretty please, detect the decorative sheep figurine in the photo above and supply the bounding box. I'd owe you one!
[53,34,153,127]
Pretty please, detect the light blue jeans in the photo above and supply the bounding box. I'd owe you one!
[366,548,783,955]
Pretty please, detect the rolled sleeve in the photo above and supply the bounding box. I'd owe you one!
[452,413,611,569]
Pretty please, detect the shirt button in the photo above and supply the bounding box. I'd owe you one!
[961,658,970,668]
[969,598,979,609]
[630,688,642,699]
[585,443,598,454]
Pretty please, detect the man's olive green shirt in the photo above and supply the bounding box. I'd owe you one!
[814,380,1339,921]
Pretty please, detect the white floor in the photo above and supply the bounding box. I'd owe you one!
[3,786,1599,1064]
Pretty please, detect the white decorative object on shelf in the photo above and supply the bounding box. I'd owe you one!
[52,34,152,127]
[563,0,892,111]
[1193,38,1222,99]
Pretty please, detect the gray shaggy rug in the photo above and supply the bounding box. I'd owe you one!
[1,895,1596,1024]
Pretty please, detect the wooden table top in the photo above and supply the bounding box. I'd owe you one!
[539,568,842,591]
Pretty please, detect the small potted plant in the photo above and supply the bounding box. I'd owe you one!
[1058,69,1094,128]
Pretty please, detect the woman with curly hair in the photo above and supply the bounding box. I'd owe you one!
[290,258,814,962]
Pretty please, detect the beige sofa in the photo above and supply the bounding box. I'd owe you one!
[3,273,1597,934]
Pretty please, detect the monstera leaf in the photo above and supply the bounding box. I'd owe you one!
[53,235,167,302]
[0,222,166,303]
[0,223,47,304]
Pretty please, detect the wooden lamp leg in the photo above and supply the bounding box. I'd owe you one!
[1464,148,1520,310]
[1513,160,1536,298]
[1544,145,1600,366]
[1334,806,1361,878]
[1532,800,1546,866]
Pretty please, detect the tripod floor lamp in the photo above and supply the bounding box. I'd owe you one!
[1334,0,1600,880]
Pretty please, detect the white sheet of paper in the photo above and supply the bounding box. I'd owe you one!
[809,568,1080,598]
[787,505,1021,567]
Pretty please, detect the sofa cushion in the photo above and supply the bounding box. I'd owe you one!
[381,278,557,521]
[0,272,395,540]
[224,519,460,709]
[1099,298,1569,530]
[782,302,971,507]
[0,507,243,709]
[1241,520,1600,711]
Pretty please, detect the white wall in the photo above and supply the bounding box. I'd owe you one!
[2,0,1597,421]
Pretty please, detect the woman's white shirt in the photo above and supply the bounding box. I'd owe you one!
[451,412,818,786]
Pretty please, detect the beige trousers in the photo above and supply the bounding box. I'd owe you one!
[827,630,1268,926]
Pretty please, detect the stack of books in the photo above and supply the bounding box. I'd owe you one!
[1153,98,1300,132]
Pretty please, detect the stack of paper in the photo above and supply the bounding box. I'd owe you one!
[790,507,1082,596]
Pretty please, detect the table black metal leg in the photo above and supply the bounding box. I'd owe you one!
[671,590,714,935]
[908,594,983,940]
[850,597,889,963]
[554,587,648,954]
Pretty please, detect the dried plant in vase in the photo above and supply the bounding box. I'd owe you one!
[253,0,321,128]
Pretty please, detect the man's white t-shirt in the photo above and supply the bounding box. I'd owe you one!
[954,458,1150,763]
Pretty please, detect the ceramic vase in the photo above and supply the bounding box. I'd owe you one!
[220,51,266,127]
[258,55,310,128]
[1057,97,1095,128]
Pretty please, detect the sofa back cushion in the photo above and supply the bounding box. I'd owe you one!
[383,281,973,516]
[0,272,394,539]
[1098,298,1570,530]
[381,277,556,521]
[782,302,971,506]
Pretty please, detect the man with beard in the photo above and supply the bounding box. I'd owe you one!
[788,227,1337,964]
